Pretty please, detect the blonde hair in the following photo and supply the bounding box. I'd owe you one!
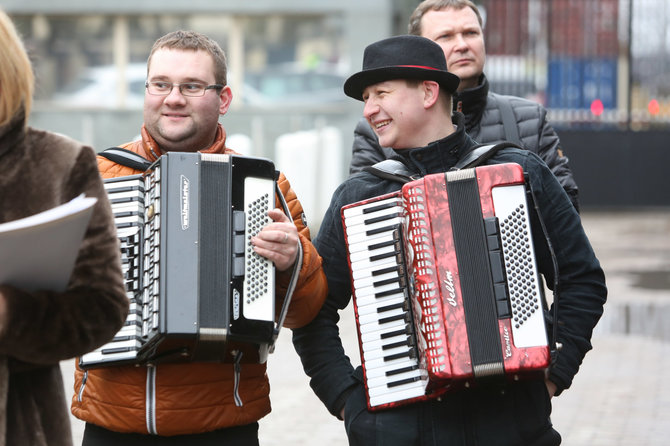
[0,9,34,126]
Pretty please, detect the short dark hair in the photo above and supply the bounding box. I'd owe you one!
[148,30,228,86]
[408,0,484,36]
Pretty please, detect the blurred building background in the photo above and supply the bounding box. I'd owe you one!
[4,0,669,224]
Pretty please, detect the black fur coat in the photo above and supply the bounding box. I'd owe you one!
[0,115,128,446]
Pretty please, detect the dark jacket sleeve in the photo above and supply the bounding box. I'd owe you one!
[506,96,580,211]
[292,182,360,417]
[507,150,606,394]
[0,146,129,364]
[349,117,396,175]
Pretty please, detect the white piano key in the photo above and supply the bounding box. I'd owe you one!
[344,216,404,237]
[361,332,411,353]
[353,278,404,299]
[351,256,402,281]
[350,256,403,278]
[348,242,398,263]
[343,206,403,228]
[355,295,405,316]
[358,305,406,326]
[368,382,427,407]
[80,347,140,365]
[355,289,406,308]
[346,232,396,255]
[367,374,425,398]
[358,310,407,334]
[362,342,412,362]
[363,348,415,371]
[366,368,422,389]
[342,197,402,218]
[352,267,401,289]
[363,356,419,378]
[359,317,411,342]
[107,189,144,201]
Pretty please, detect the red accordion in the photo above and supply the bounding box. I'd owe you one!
[342,163,550,411]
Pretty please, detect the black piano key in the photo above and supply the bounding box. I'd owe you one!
[387,375,422,388]
[384,351,412,362]
[368,239,396,251]
[375,288,404,299]
[364,212,402,226]
[381,338,412,350]
[372,265,403,277]
[370,250,400,262]
[380,328,409,339]
[362,202,400,214]
[377,302,405,314]
[367,224,400,236]
[378,313,406,325]
[373,277,402,287]
[385,364,419,376]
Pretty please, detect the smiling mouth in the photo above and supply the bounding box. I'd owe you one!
[374,119,391,130]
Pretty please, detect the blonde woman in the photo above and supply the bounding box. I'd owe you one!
[0,10,128,446]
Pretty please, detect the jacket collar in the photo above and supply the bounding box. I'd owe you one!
[138,123,229,161]
[452,73,489,132]
[0,112,26,159]
[395,112,477,176]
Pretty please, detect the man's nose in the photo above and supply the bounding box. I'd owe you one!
[453,33,468,50]
[164,85,187,102]
[363,99,379,120]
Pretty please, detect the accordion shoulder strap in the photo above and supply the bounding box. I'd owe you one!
[452,141,520,170]
[363,141,516,183]
[363,159,417,184]
[99,147,153,171]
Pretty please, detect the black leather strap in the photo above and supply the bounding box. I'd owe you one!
[363,159,417,184]
[98,147,153,171]
[491,94,521,143]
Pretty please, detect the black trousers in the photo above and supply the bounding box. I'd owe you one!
[82,422,260,446]
[344,369,561,446]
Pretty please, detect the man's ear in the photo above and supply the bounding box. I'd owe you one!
[219,85,233,115]
[422,80,441,109]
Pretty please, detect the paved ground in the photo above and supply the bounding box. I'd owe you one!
[62,210,670,445]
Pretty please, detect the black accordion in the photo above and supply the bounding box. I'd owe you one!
[80,153,284,368]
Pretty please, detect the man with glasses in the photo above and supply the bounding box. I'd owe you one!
[70,30,327,445]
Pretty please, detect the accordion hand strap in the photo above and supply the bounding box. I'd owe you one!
[269,182,303,353]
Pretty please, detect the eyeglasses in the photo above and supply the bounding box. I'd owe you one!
[145,81,225,97]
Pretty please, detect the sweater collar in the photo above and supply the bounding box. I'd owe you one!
[139,123,229,161]
[452,73,489,132]
[395,112,477,176]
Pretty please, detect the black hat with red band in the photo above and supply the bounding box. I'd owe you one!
[343,35,460,101]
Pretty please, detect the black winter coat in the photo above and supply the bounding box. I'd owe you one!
[294,114,606,445]
[349,74,580,210]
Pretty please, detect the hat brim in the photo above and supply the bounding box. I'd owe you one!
[343,66,460,101]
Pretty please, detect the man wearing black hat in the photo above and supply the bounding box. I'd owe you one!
[348,0,580,212]
[292,34,607,446]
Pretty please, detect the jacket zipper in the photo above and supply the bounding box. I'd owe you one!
[146,364,157,434]
[77,370,88,402]
[233,350,243,407]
